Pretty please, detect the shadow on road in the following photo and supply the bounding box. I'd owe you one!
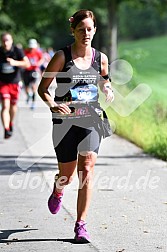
[0,155,58,175]
[0,229,89,244]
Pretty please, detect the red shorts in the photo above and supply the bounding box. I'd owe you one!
[0,82,21,105]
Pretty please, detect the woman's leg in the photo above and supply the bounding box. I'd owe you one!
[55,160,77,193]
[76,151,97,222]
[48,160,77,215]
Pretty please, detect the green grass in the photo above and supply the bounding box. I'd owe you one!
[106,35,167,160]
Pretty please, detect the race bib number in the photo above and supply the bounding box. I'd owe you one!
[1,63,15,74]
[70,84,98,102]
[29,57,37,66]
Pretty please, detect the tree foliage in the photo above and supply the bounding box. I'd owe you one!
[0,0,167,54]
[118,2,167,40]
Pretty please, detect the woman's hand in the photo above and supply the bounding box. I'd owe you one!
[50,103,72,114]
[103,84,114,102]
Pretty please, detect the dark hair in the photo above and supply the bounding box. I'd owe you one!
[70,9,96,29]
[1,32,13,40]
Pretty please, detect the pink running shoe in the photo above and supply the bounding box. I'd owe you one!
[74,220,91,243]
[48,174,63,214]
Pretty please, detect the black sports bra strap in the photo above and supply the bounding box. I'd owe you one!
[62,46,72,65]
[92,49,101,74]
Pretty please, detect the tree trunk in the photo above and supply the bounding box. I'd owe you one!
[107,0,118,63]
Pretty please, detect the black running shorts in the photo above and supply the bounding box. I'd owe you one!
[52,117,102,163]
[23,70,39,86]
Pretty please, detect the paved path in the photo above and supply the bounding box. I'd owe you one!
[0,90,167,252]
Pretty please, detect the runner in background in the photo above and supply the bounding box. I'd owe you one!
[40,48,51,73]
[23,39,43,109]
[48,47,55,58]
[0,32,30,139]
